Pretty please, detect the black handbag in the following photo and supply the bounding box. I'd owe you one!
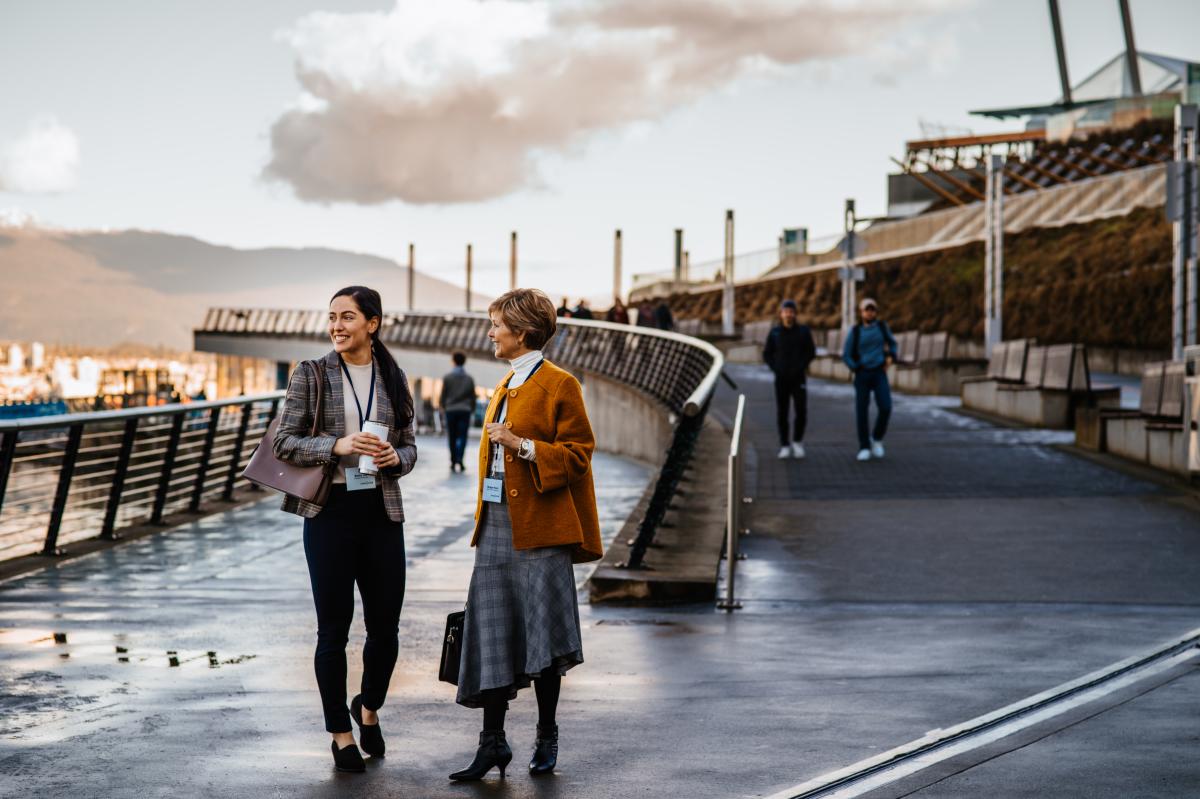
[438,609,465,685]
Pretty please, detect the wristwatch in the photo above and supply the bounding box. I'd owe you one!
[518,438,534,460]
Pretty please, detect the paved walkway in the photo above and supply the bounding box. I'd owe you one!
[1,372,1199,798]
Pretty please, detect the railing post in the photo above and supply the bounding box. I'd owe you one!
[718,394,745,611]
[223,401,254,501]
[0,429,18,513]
[43,423,84,556]
[101,417,139,540]
[152,413,186,524]
[189,406,222,513]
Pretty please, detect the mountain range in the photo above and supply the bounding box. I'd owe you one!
[0,225,488,350]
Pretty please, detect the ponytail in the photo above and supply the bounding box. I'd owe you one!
[331,285,414,432]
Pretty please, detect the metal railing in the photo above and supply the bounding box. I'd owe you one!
[198,309,726,569]
[0,394,281,562]
[718,394,748,611]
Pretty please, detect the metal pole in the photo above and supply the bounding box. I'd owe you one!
[1118,0,1143,96]
[674,228,684,283]
[718,394,745,611]
[189,406,222,512]
[222,401,253,501]
[995,154,1005,347]
[722,209,735,337]
[613,229,623,302]
[152,413,185,525]
[407,243,415,311]
[1173,106,1197,360]
[101,417,138,539]
[843,199,857,332]
[510,231,517,291]
[1048,0,1072,105]
[466,244,473,312]
[44,423,84,555]
[985,157,996,355]
[1188,118,1199,348]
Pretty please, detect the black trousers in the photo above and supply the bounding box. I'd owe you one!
[774,374,808,446]
[303,485,406,733]
[445,410,471,467]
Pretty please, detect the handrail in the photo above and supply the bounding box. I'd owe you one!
[718,394,747,611]
[0,392,284,432]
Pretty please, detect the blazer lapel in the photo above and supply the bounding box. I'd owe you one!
[323,352,345,438]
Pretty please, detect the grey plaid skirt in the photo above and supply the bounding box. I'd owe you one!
[456,496,583,708]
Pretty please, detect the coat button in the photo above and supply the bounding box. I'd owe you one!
[508,389,518,398]
[505,454,513,462]
[504,421,513,429]
[509,488,518,497]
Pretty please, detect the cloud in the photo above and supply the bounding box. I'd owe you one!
[264,0,957,205]
[0,117,80,194]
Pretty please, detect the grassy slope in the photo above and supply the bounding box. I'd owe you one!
[656,206,1172,349]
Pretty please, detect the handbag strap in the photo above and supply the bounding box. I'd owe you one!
[305,359,325,438]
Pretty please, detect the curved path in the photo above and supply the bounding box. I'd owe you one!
[1,369,1199,798]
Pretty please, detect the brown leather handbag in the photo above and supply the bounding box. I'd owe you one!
[242,360,334,503]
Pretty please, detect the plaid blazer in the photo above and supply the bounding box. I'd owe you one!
[273,350,417,522]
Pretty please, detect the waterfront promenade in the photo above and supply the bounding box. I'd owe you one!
[2,369,1199,798]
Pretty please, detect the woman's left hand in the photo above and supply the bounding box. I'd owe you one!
[373,442,401,469]
[485,423,522,450]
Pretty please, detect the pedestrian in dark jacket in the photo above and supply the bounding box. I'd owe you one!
[653,301,674,331]
[841,297,897,462]
[604,298,630,324]
[571,299,594,320]
[440,352,476,473]
[636,301,656,327]
[763,299,815,459]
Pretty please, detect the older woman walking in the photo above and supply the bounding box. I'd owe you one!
[450,288,603,781]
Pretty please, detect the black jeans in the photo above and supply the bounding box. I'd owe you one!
[774,374,807,446]
[303,485,406,733]
[445,410,471,467]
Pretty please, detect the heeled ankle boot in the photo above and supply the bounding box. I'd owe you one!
[331,740,366,773]
[448,730,513,781]
[350,694,385,757]
[528,723,558,775]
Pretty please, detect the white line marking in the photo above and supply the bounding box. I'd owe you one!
[763,627,1200,799]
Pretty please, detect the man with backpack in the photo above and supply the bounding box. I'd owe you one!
[763,299,816,459]
[842,297,897,462]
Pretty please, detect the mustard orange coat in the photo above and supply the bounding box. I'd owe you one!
[472,360,603,564]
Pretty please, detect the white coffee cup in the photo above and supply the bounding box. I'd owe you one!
[358,420,390,475]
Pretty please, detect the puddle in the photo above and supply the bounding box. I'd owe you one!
[0,629,256,669]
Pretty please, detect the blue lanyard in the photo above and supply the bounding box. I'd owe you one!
[338,355,375,429]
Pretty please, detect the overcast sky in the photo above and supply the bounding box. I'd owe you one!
[2,0,1198,303]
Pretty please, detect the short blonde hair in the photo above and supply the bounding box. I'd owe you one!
[489,288,558,350]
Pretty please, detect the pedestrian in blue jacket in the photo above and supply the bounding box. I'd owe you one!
[842,297,897,461]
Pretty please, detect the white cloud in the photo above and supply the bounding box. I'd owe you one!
[264,0,960,205]
[0,117,80,194]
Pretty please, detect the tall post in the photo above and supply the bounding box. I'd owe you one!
[466,243,473,312]
[509,231,518,291]
[1118,0,1142,96]
[1173,105,1198,360]
[842,199,857,332]
[985,154,1005,353]
[674,228,684,284]
[407,243,415,311]
[1048,0,1072,105]
[1189,113,1199,348]
[613,229,623,302]
[722,209,735,336]
[683,250,690,282]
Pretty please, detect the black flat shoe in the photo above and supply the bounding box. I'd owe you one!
[350,694,385,757]
[331,741,366,773]
[529,723,558,775]
[449,730,512,781]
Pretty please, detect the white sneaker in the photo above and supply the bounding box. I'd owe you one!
[870,439,885,459]
[856,448,871,461]
[790,442,806,459]
[778,446,791,460]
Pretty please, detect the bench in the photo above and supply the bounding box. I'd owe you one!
[1084,361,1190,475]
[891,330,986,395]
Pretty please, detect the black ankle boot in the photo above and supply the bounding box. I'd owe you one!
[350,694,384,757]
[448,730,513,781]
[528,723,558,775]
[331,740,366,773]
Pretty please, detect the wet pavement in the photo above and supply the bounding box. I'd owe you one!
[2,373,1199,798]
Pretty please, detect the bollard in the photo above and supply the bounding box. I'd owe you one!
[718,394,746,610]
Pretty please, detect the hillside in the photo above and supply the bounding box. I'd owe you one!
[650,206,1173,350]
[0,226,489,350]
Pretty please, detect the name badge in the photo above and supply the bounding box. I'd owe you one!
[345,467,378,491]
[482,477,504,503]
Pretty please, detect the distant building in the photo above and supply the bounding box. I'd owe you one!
[30,342,44,370]
[8,344,24,372]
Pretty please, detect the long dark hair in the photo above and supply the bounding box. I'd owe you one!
[331,286,414,432]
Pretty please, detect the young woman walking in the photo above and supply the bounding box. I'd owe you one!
[450,288,603,781]
[273,286,417,772]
